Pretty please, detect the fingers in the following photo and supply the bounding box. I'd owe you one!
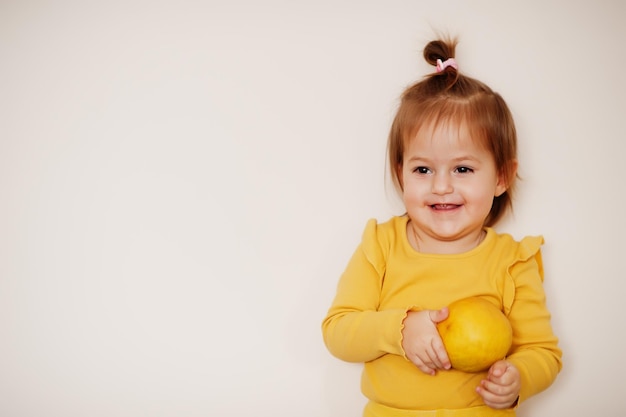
[412,339,451,375]
[402,308,451,375]
[414,357,438,375]
[477,378,519,409]
[417,363,436,376]
[487,361,519,387]
[476,361,520,409]
[477,385,518,409]
[431,338,451,370]
[478,378,514,397]
[487,360,509,379]
[428,307,449,323]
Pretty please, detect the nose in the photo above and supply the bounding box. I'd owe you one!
[431,172,453,195]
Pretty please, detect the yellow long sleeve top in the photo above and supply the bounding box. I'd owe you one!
[322,216,562,413]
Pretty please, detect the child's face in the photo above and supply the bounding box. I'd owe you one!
[400,122,507,251]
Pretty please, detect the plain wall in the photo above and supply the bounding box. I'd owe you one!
[1,1,624,416]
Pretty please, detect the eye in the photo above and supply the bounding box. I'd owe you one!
[455,166,474,174]
[413,166,431,174]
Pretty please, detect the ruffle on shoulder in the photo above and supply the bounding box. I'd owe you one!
[501,235,544,316]
[360,218,390,279]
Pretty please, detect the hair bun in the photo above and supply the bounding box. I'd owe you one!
[423,39,457,68]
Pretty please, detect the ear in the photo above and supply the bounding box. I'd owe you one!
[495,159,518,197]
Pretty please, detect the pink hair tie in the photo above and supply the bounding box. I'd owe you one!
[436,58,458,72]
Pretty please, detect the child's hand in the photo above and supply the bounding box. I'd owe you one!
[401,308,450,375]
[476,360,521,409]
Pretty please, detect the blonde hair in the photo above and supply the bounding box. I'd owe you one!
[388,38,518,227]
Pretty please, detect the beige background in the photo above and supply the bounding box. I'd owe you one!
[1,1,624,416]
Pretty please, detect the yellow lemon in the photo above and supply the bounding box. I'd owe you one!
[436,297,513,373]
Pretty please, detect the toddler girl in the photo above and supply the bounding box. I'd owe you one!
[322,38,562,416]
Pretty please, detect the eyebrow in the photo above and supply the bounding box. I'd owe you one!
[406,155,482,163]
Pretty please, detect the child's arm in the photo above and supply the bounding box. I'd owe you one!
[322,220,408,362]
[503,245,563,403]
[321,239,406,362]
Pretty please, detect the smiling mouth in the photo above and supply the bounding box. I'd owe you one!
[431,204,460,210]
